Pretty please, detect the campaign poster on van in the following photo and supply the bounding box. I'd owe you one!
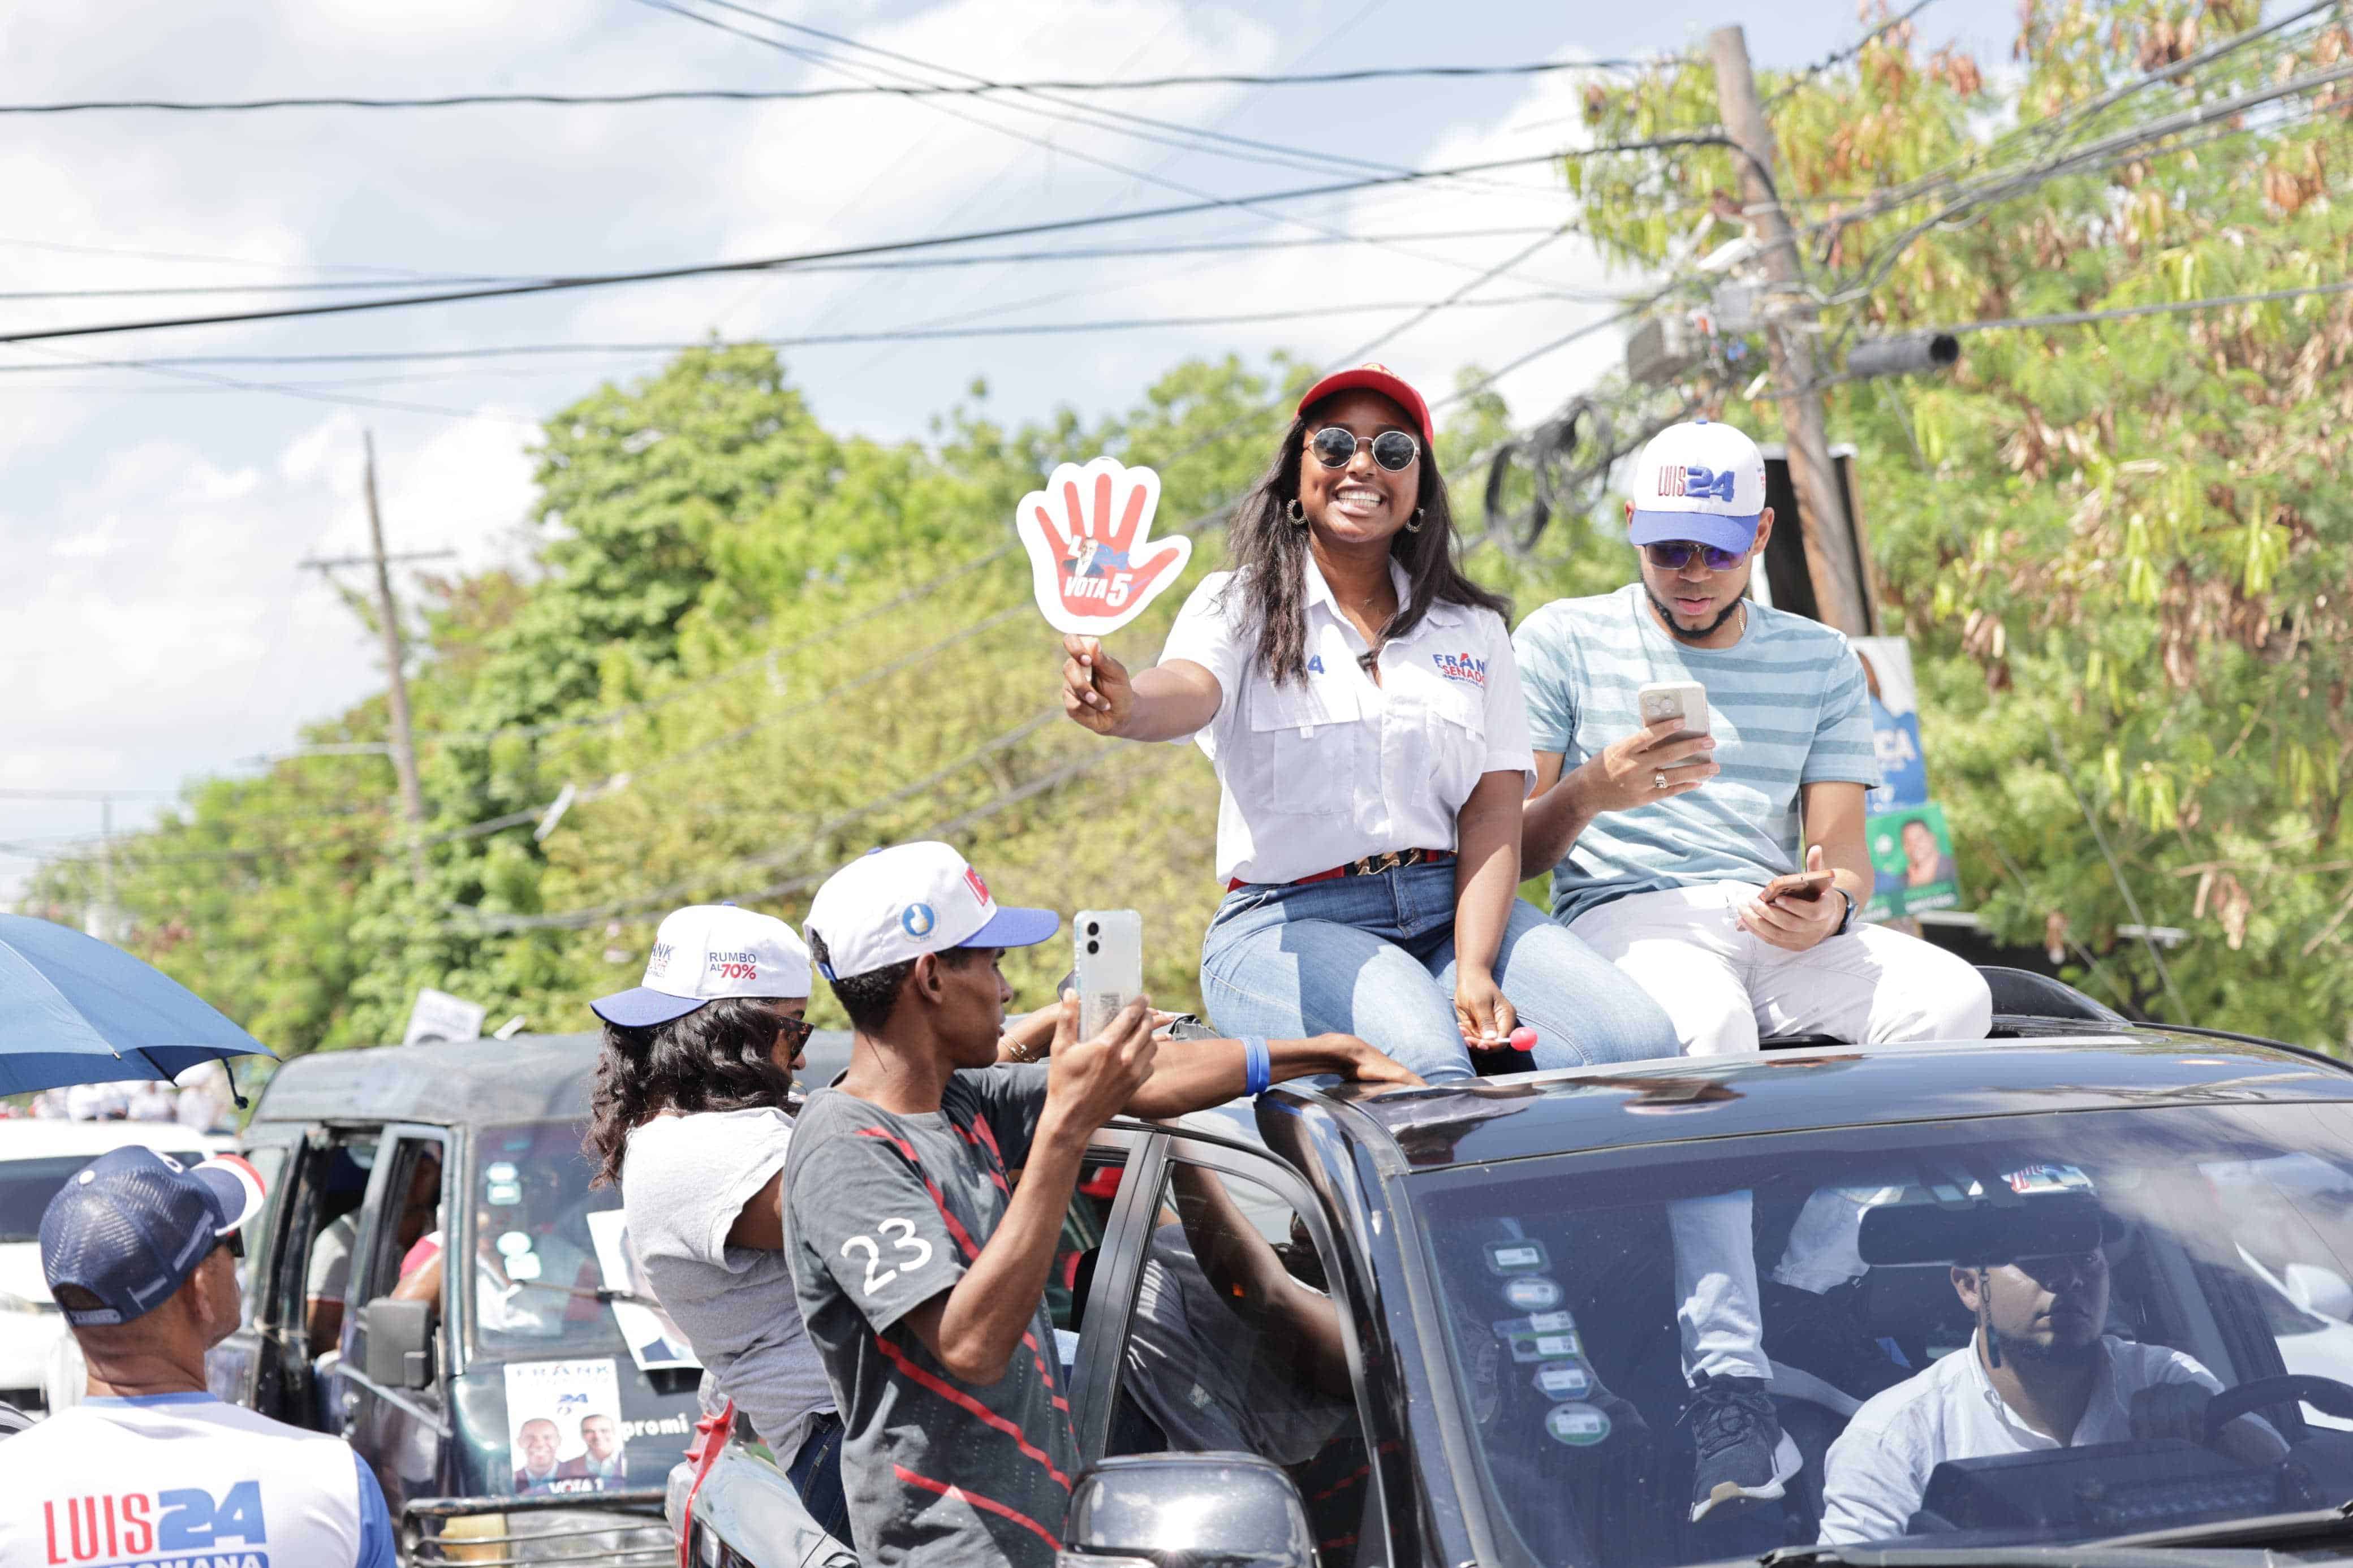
[1850,636,1928,812]
[1865,802,1963,922]
[505,1358,628,1495]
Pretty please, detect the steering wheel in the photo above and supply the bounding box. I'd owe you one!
[2203,1374,2353,1442]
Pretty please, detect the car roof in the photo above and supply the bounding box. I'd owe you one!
[246,1028,857,1129]
[0,1121,226,1160]
[1299,1027,2353,1172]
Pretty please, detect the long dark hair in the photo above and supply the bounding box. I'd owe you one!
[1222,406,1509,685]
[584,997,798,1187]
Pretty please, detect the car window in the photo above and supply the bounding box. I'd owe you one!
[234,1145,290,1303]
[1104,1155,1372,1568]
[1407,1100,2353,1567]
[0,1151,207,1245]
[464,1120,628,1358]
[2203,1151,2353,1431]
[1049,1150,1127,1344]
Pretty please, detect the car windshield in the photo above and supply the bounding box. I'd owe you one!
[462,1120,679,1362]
[0,1150,207,1245]
[1408,1099,2353,1567]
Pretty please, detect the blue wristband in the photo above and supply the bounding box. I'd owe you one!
[1243,1036,1272,1098]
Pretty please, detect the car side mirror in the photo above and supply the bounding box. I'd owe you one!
[1060,1453,1315,1568]
[361,1298,434,1390]
[2286,1263,2353,1322]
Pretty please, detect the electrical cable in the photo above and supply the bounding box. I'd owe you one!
[1821,58,2353,312]
[0,144,1740,345]
[0,58,1684,116]
[1761,0,1942,110]
[0,227,1568,303]
[631,0,1583,314]
[406,267,1669,760]
[0,291,1602,377]
[1799,5,2339,248]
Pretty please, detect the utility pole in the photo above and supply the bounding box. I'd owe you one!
[300,433,453,882]
[1709,24,1873,636]
[86,794,115,942]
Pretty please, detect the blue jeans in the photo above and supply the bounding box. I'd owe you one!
[786,1412,851,1544]
[1199,858,1678,1083]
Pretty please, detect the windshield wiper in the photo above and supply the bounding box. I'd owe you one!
[1761,1543,2280,1567]
[2091,1497,2353,1553]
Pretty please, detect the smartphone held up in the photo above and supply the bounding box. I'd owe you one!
[1074,909,1143,1038]
[1636,680,1710,742]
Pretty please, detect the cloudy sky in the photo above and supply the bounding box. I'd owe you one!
[1,0,2014,880]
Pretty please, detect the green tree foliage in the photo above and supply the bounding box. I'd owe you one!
[1568,0,2353,1044]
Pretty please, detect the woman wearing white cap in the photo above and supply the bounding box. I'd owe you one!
[581,905,848,1541]
[1059,363,1678,1083]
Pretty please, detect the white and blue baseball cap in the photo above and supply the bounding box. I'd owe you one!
[1627,418,1769,555]
[805,841,1059,981]
[590,905,813,1028]
[41,1147,268,1327]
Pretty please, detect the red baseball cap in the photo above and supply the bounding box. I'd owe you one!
[1296,362,1433,441]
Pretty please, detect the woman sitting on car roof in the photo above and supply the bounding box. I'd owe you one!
[1058,362,1677,1083]
[581,904,847,1541]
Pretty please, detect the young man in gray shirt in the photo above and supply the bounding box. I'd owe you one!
[787,840,1413,1568]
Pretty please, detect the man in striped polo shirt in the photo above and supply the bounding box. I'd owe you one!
[1514,418,1990,1525]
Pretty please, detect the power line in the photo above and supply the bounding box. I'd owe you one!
[7,59,1671,116]
[1949,278,2353,336]
[0,226,1566,302]
[1799,3,2338,247]
[0,144,1731,345]
[1761,0,1941,110]
[0,290,1617,377]
[1822,57,2353,311]
[631,0,1577,308]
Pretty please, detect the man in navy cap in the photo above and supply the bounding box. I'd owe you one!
[0,1147,396,1566]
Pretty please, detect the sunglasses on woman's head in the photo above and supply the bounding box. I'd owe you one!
[1642,540,1746,572]
[1309,426,1419,472]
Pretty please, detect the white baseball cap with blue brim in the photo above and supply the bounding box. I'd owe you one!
[591,904,812,1028]
[1626,418,1769,556]
[805,841,1060,981]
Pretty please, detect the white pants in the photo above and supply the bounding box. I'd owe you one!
[1571,883,1993,1380]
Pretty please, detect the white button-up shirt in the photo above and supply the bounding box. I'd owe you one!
[1817,1333,2222,1544]
[1160,559,1534,886]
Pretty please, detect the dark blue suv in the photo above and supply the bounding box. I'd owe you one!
[675,969,2353,1568]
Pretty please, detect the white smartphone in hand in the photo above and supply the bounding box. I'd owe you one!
[1074,910,1143,1039]
[1636,680,1710,742]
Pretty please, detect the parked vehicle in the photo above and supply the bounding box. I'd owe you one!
[677,970,2353,1567]
[0,1119,225,1416]
[210,1031,761,1565]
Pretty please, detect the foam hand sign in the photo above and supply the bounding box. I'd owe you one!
[1016,457,1192,637]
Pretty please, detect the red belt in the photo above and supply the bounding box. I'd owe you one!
[1227,846,1452,893]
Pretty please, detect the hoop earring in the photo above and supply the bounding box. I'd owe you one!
[1285,498,1306,524]
[1404,506,1425,534]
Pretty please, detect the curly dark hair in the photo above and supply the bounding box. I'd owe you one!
[584,997,799,1188]
[1221,404,1509,686]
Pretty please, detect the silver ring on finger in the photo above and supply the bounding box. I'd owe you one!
[1653,770,1668,792]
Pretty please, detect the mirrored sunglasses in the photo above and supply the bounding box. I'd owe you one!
[1642,540,1746,572]
[1309,426,1419,472]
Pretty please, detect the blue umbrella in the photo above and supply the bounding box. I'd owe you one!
[0,914,274,1098]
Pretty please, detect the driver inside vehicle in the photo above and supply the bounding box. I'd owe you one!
[1818,1242,2290,1544]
